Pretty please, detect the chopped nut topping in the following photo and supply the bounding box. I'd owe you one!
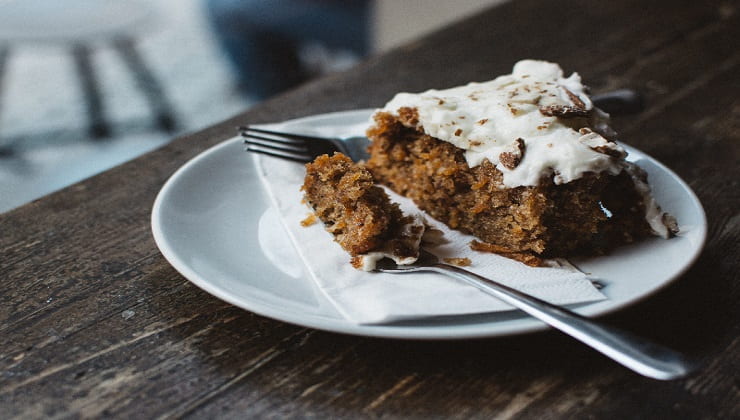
[539,88,590,118]
[579,132,627,158]
[539,105,590,118]
[499,138,525,170]
[454,128,463,136]
[591,145,625,158]
[477,118,489,125]
[565,88,587,109]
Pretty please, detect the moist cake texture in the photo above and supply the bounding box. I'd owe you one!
[366,60,676,259]
[302,153,424,270]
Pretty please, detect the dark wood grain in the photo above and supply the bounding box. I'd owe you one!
[1,0,739,418]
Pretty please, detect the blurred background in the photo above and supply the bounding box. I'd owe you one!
[0,0,504,213]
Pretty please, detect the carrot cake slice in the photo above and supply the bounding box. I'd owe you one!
[302,152,424,270]
[366,59,677,259]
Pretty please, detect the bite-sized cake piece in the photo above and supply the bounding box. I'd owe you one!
[366,60,677,259]
[302,153,424,270]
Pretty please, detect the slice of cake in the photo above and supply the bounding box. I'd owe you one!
[366,60,677,259]
[302,152,424,270]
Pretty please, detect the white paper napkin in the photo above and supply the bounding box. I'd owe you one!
[250,120,606,324]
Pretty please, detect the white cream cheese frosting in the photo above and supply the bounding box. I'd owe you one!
[356,214,426,271]
[379,60,625,188]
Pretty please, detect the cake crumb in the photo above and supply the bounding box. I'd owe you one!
[443,257,472,267]
[350,256,363,269]
[301,213,318,227]
[662,213,680,236]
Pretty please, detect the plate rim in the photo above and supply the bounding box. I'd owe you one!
[151,109,707,340]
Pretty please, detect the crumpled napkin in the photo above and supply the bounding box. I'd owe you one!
[251,118,606,324]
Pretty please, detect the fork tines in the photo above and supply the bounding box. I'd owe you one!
[240,125,337,163]
[240,125,311,163]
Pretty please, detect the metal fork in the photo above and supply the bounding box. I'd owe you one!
[377,250,694,381]
[240,90,696,380]
[240,126,370,163]
[240,89,644,163]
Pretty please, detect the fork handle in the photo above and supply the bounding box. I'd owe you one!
[424,263,694,380]
[592,89,644,115]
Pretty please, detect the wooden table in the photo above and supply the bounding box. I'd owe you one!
[2,0,738,417]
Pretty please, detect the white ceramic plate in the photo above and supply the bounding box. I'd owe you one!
[151,109,707,340]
